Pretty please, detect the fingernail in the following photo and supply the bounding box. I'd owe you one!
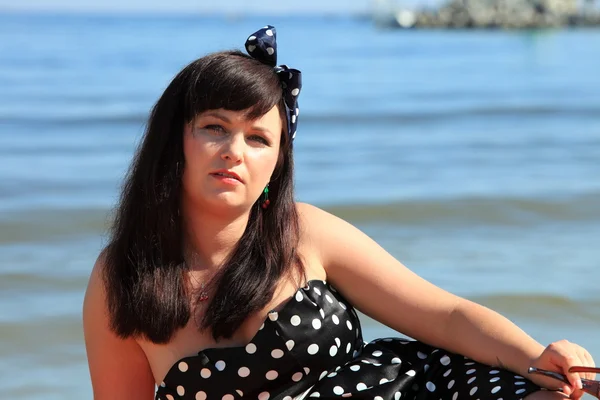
[564,386,571,395]
[578,379,583,389]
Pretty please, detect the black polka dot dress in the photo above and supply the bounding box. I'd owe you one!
[156,280,542,400]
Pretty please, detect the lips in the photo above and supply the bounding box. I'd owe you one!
[210,170,243,183]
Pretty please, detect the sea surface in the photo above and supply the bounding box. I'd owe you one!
[0,12,599,399]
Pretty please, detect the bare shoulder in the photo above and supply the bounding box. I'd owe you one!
[84,250,106,299]
[294,202,347,280]
[83,251,109,324]
[295,201,375,268]
[296,201,463,350]
[83,251,114,329]
[296,201,349,236]
[295,202,339,252]
[83,251,156,399]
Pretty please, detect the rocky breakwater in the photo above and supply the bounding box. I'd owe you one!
[392,0,600,29]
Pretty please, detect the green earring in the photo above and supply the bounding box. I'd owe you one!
[261,184,270,209]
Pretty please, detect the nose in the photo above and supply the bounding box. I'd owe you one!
[221,133,244,164]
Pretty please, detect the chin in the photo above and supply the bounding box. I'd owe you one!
[208,195,252,213]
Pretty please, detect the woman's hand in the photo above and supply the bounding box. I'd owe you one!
[528,340,596,399]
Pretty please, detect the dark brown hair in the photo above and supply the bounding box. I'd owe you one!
[103,51,304,343]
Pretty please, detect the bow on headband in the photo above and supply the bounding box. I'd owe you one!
[245,25,302,141]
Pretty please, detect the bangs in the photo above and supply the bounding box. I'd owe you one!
[182,51,284,123]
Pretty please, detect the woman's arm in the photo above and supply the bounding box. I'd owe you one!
[83,256,156,400]
[298,202,543,376]
[441,295,544,377]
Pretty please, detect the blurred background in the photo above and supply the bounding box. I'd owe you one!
[0,0,599,398]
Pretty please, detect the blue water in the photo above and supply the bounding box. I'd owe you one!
[0,12,599,399]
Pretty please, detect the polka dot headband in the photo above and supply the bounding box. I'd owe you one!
[245,25,302,141]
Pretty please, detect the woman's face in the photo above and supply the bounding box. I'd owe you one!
[182,105,283,214]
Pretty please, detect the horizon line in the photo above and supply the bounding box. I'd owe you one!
[0,8,375,17]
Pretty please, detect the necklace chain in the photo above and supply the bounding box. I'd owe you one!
[198,282,209,302]
[183,250,212,302]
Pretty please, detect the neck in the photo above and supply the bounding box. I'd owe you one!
[181,202,251,271]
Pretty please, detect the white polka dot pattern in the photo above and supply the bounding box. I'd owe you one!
[214,360,225,371]
[243,25,302,141]
[245,343,256,354]
[155,280,539,400]
[178,362,188,372]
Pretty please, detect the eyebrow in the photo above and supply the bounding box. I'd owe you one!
[201,111,231,123]
[199,111,275,136]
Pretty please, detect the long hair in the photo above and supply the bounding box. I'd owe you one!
[103,51,304,343]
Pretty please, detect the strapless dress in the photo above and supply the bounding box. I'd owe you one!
[156,280,540,400]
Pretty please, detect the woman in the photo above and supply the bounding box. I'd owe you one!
[83,26,596,400]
